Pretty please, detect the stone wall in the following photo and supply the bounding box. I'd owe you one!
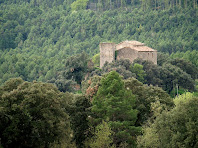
[100,43,116,68]
[99,41,157,67]
[138,51,157,64]
[116,47,138,63]
[152,51,157,64]
[117,48,157,64]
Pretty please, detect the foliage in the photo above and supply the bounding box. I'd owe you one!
[91,71,141,147]
[48,77,78,92]
[89,57,196,96]
[1,0,198,11]
[170,50,198,67]
[46,52,91,92]
[169,87,187,98]
[196,79,198,91]
[137,93,198,148]
[67,95,91,148]
[83,71,174,126]
[63,52,90,84]
[88,121,115,148]
[0,2,198,85]
[130,63,146,83]
[92,53,100,67]
[0,78,74,148]
[163,63,195,91]
[135,59,195,93]
[170,58,198,80]
[124,78,174,125]
[173,92,194,105]
[91,59,136,79]
[157,52,171,66]
[0,1,197,146]
[81,75,102,100]
[71,0,89,11]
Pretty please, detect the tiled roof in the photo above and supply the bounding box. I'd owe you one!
[116,40,156,52]
[117,40,144,46]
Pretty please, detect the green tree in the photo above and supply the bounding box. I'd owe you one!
[124,77,174,125]
[68,95,91,148]
[135,59,195,93]
[64,52,90,84]
[81,75,102,100]
[0,1,198,87]
[48,52,91,91]
[92,71,141,147]
[101,59,135,79]
[163,63,195,92]
[170,50,198,67]
[130,63,146,83]
[170,58,198,80]
[137,93,198,148]
[92,53,100,67]
[157,52,171,66]
[88,121,115,148]
[0,78,74,148]
[71,0,89,11]
[48,77,78,92]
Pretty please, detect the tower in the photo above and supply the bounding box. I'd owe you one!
[99,43,116,68]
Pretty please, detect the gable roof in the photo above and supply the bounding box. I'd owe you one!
[116,40,156,52]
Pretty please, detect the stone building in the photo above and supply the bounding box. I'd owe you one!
[100,40,157,68]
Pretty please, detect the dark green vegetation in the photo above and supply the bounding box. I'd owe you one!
[0,0,198,147]
[1,74,197,147]
[0,0,198,85]
[138,93,198,147]
[89,57,197,94]
[171,50,198,67]
[0,78,75,148]
[91,71,140,146]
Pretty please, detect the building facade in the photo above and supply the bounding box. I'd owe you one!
[100,40,157,68]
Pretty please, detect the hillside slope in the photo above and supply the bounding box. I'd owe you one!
[0,0,197,84]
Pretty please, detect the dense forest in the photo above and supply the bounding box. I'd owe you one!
[0,0,198,147]
[0,0,198,84]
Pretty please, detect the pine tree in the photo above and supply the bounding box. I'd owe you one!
[92,71,141,147]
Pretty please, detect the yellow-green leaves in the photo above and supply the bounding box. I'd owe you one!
[71,0,89,11]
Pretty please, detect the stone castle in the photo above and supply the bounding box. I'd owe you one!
[100,40,157,68]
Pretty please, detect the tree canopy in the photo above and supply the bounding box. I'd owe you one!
[0,0,198,147]
[0,1,198,85]
[0,78,74,148]
[137,93,198,148]
[92,71,141,147]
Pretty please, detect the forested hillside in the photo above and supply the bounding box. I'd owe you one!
[0,1,198,147]
[0,0,197,84]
